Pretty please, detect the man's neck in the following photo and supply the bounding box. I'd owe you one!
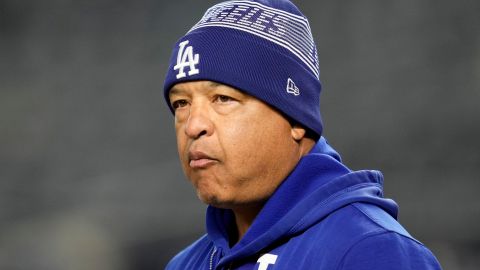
[230,203,264,246]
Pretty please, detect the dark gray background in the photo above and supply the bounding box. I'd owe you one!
[1,0,479,269]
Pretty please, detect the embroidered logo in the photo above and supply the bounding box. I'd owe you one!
[286,78,300,96]
[174,40,200,79]
[257,253,278,270]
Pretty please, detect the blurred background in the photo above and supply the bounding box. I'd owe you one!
[0,0,479,269]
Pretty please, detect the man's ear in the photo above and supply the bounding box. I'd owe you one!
[291,125,307,141]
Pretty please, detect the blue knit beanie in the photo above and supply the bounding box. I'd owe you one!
[163,0,323,137]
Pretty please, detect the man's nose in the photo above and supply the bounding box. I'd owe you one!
[184,102,214,139]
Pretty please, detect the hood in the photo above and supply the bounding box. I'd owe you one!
[206,137,398,266]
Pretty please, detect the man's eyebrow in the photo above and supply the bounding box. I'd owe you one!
[169,87,186,96]
[209,81,222,88]
[170,82,224,97]
[171,82,222,94]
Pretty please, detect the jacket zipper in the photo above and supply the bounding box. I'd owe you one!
[209,246,217,270]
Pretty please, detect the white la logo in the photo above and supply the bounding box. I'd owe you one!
[257,253,277,270]
[174,40,200,79]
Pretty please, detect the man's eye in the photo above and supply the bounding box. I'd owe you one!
[172,100,188,109]
[215,95,234,103]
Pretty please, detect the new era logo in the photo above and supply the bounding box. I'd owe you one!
[286,78,300,96]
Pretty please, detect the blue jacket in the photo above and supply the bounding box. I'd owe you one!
[166,138,442,270]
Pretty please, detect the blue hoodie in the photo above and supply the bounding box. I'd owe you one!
[166,138,442,270]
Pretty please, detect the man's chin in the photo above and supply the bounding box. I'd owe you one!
[197,192,235,209]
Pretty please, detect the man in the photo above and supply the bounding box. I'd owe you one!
[163,0,442,269]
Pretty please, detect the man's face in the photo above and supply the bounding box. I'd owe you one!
[169,81,304,209]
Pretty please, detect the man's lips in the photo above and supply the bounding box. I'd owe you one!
[188,150,218,169]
